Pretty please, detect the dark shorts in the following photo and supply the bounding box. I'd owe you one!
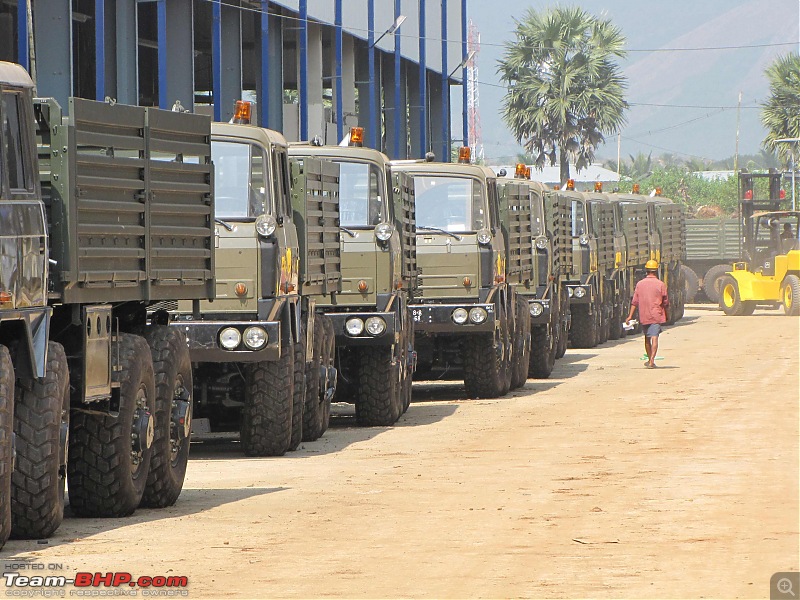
[644,323,663,337]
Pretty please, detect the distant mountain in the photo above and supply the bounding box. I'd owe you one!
[466,0,798,163]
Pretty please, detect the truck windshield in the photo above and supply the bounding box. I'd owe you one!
[413,176,485,232]
[211,141,269,219]
[336,161,383,227]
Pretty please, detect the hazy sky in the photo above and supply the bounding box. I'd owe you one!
[461,0,800,164]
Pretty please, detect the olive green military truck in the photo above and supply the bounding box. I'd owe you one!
[170,114,339,457]
[559,185,618,348]
[496,167,573,377]
[2,61,215,549]
[289,131,417,426]
[392,149,529,398]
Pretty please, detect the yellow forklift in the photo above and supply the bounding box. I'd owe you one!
[720,171,800,316]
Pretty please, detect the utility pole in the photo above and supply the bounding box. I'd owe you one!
[733,91,742,176]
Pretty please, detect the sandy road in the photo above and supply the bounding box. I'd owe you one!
[2,307,798,599]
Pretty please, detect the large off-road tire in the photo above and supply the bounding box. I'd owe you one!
[399,311,415,413]
[0,345,14,550]
[68,333,155,517]
[241,338,294,457]
[598,295,611,344]
[529,321,556,379]
[608,293,623,340]
[719,276,756,316]
[781,274,800,316]
[288,327,306,451]
[569,302,598,349]
[462,304,510,399]
[510,296,531,389]
[703,264,730,304]
[682,265,699,303]
[356,345,401,427]
[302,318,325,442]
[139,327,192,508]
[11,342,69,539]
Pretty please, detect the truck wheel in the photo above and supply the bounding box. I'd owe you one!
[11,342,69,539]
[510,296,531,389]
[719,276,756,316]
[288,328,306,451]
[462,306,510,399]
[139,327,192,508]
[356,345,401,426]
[529,322,556,379]
[682,265,699,303]
[241,336,294,457]
[68,333,155,517]
[0,345,14,550]
[598,296,610,344]
[702,264,730,304]
[781,274,800,316]
[302,318,325,442]
[569,304,597,349]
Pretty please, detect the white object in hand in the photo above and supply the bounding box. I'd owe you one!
[623,319,638,331]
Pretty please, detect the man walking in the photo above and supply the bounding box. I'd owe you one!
[626,260,669,368]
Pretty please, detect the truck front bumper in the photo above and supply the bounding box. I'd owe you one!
[172,320,281,363]
[327,311,398,346]
[566,284,593,305]
[523,297,551,325]
[409,303,496,334]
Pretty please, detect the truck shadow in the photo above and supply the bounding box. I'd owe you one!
[1,486,288,557]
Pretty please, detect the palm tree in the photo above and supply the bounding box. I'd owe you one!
[762,53,800,165]
[498,6,628,185]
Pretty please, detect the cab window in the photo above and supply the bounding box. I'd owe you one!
[1,91,31,193]
[211,141,270,219]
[272,148,292,217]
[413,175,486,232]
[336,161,383,227]
[571,199,586,236]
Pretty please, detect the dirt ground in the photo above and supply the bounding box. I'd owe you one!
[2,306,798,599]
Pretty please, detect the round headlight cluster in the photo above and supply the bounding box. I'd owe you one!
[567,287,574,298]
[476,229,492,246]
[469,307,488,324]
[365,316,386,336]
[219,327,242,350]
[375,222,394,242]
[579,234,590,246]
[345,317,364,336]
[452,308,469,324]
[535,237,548,250]
[529,302,544,317]
[255,214,278,237]
[243,326,267,349]
[574,286,587,298]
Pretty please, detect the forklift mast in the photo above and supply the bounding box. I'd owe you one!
[739,169,786,261]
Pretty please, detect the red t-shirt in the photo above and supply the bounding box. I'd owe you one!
[631,274,669,325]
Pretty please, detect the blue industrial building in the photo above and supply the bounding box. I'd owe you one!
[0,0,468,160]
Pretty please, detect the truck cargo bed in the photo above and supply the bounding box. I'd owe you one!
[35,97,214,305]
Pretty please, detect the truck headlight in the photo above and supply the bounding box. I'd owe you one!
[579,234,590,246]
[535,236,548,250]
[365,316,386,336]
[469,307,488,324]
[345,317,365,336]
[452,308,469,324]
[243,326,267,350]
[375,222,394,242]
[255,214,278,237]
[219,327,242,350]
[476,229,492,246]
[529,302,544,317]
[574,286,586,298]
[568,287,574,297]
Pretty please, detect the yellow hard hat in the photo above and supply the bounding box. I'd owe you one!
[645,259,659,271]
